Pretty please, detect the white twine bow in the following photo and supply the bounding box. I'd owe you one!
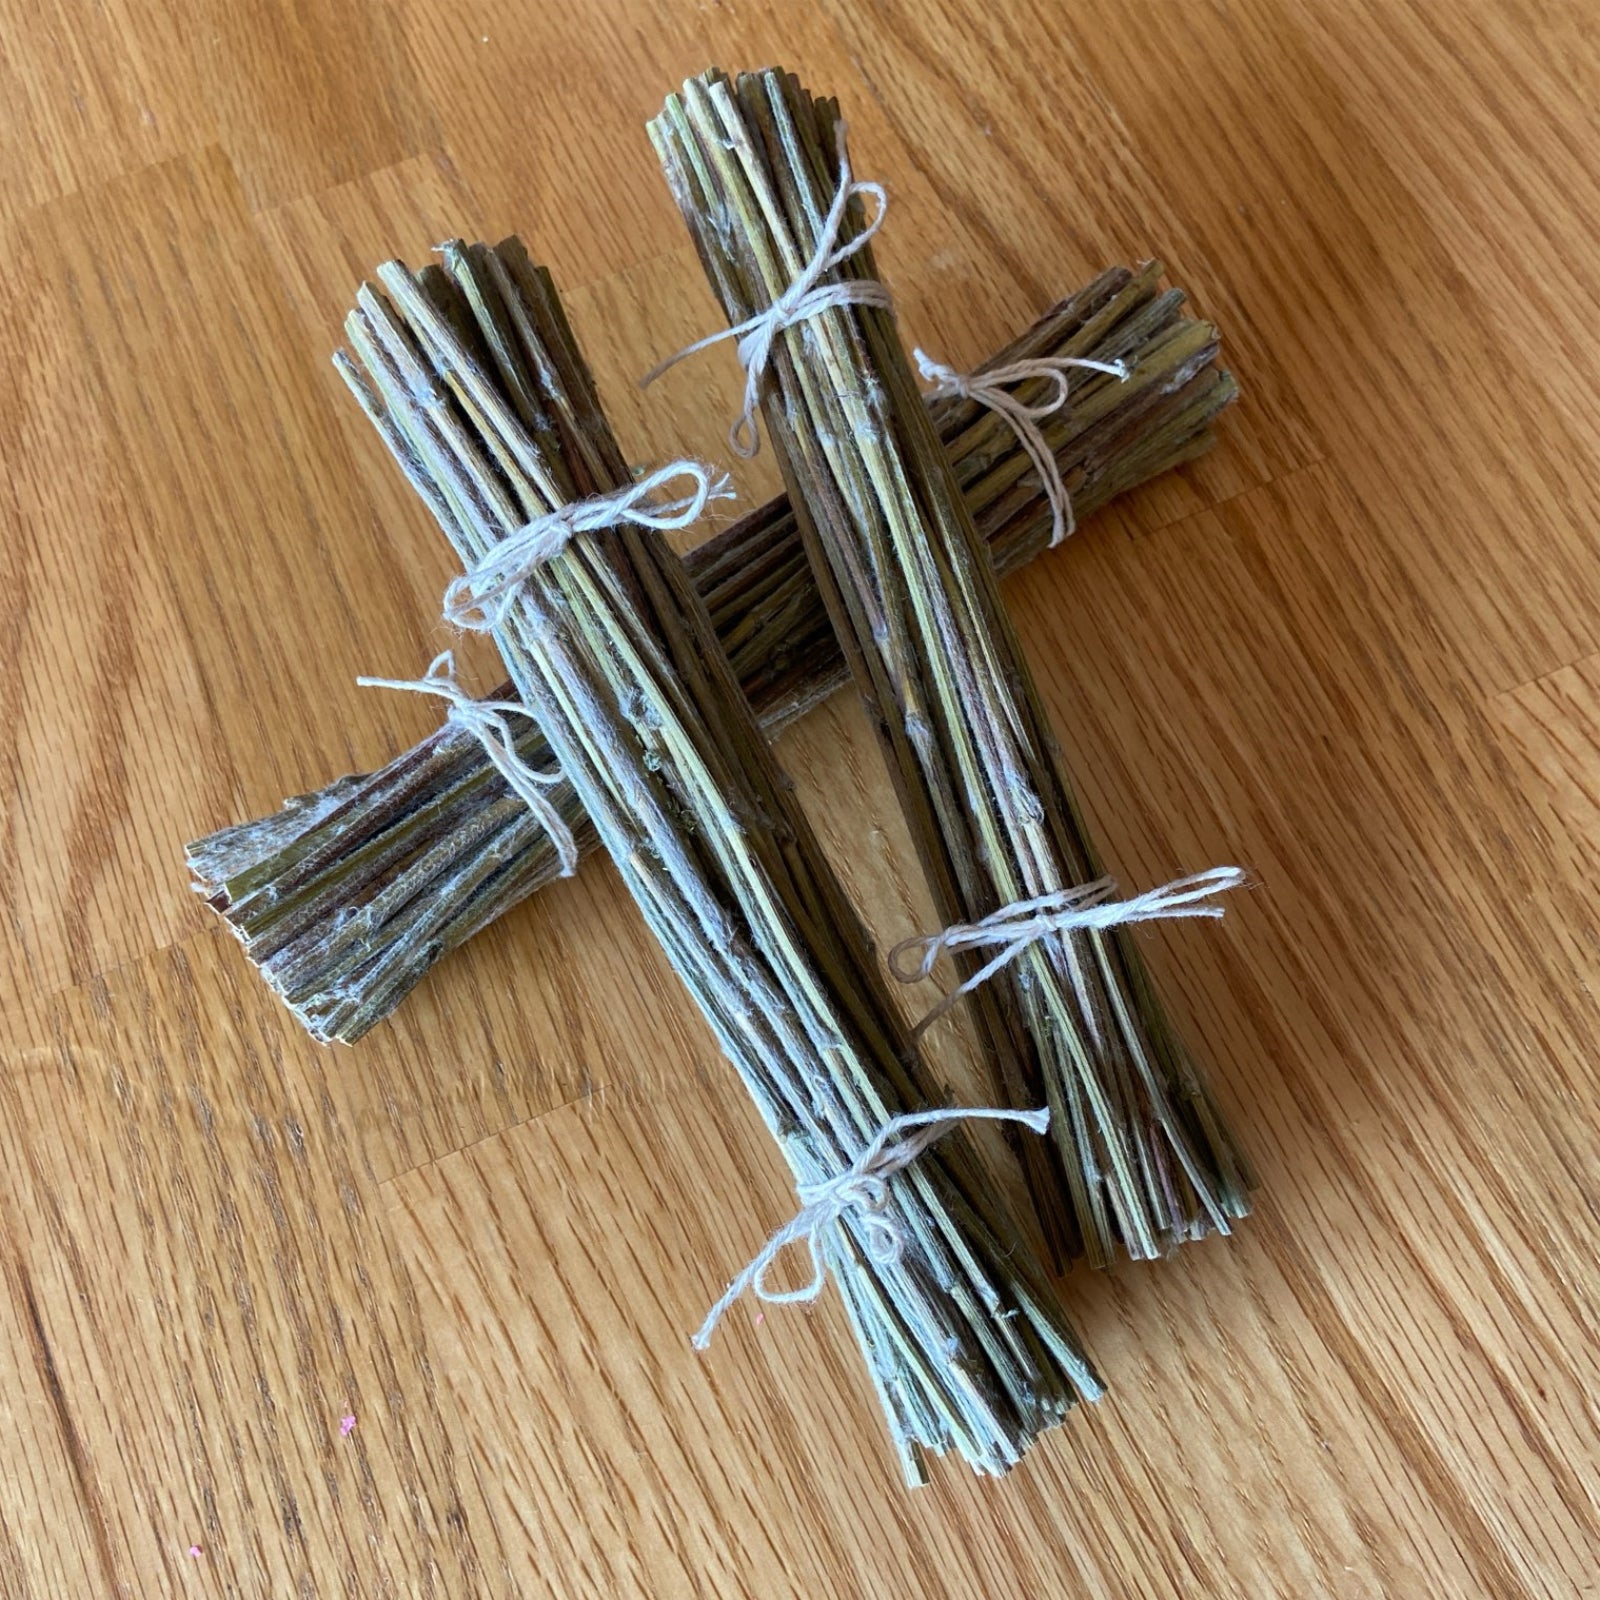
[693,1104,1049,1350]
[889,866,1247,1037]
[357,650,581,876]
[442,460,734,631]
[642,123,893,460]
[913,349,1131,547]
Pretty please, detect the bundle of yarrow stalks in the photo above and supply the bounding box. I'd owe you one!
[338,235,1102,1482]
[188,267,1237,1045]
[649,67,1253,1271]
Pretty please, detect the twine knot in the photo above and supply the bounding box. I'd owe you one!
[357,651,581,876]
[643,123,893,459]
[913,348,1131,546]
[890,866,1247,1037]
[693,1104,1050,1350]
[443,460,733,631]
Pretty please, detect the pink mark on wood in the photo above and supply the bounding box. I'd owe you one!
[188,1545,202,1558]
[340,1413,356,1437]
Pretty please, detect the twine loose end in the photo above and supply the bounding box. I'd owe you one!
[913,346,1133,546]
[358,651,581,875]
[644,123,893,460]
[891,866,1248,1037]
[693,1104,1052,1350]
[442,460,734,631]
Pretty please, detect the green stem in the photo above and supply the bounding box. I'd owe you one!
[337,235,1102,1482]
[188,267,1236,1046]
[651,67,1250,1269]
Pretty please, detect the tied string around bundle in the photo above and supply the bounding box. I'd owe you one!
[913,347,1132,547]
[442,460,735,631]
[358,652,582,876]
[889,866,1248,1038]
[360,461,733,876]
[642,123,893,459]
[694,1104,1051,1350]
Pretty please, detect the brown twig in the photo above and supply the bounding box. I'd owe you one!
[188,273,1236,1044]
[650,67,1251,1269]
[337,235,1101,1482]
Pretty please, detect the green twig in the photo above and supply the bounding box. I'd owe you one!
[188,273,1236,1045]
[650,67,1251,1269]
[337,235,1102,1482]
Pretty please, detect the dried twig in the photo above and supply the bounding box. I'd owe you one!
[338,236,1101,1482]
[650,67,1251,1269]
[189,271,1236,1044]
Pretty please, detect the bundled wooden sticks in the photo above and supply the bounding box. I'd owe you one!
[651,68,1251,1269]
[338,236,1101,1482]
[189,271,1236,1044]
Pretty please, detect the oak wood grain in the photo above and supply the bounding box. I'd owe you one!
[3,0,1598,1594]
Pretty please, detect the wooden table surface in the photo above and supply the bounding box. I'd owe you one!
[4,1,1598,1594]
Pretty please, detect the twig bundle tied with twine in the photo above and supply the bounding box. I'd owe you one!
[189,266,1237,1045]
[337,235,1101,1483]
[650,67,1252,1270]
